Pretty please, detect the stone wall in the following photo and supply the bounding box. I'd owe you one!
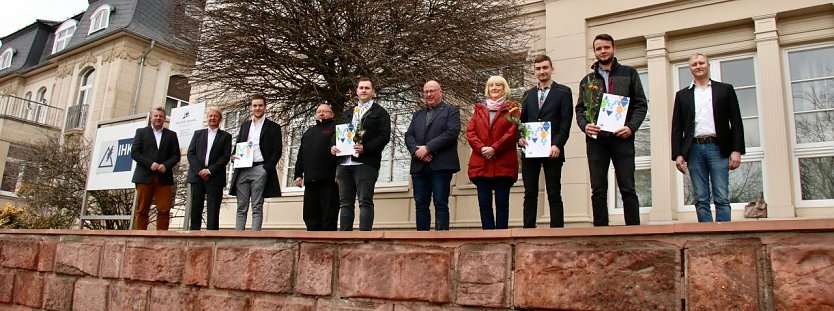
[1,219,833,310]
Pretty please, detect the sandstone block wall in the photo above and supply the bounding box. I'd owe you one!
[0,220,833,310]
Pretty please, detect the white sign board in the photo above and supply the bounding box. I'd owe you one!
[170,103,206,149]
[86,120,148,190]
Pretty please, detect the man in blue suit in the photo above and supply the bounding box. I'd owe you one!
[405,80,461,231]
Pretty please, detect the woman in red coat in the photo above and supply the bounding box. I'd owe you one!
[466,76,519,229]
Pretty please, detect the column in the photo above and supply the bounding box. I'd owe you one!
[645,33,677,223]
[753,14,795,218]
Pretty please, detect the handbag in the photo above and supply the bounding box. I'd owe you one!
[743,199,767,218]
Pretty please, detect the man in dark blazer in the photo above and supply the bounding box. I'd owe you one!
[405,80,461,231]
[330,77,391,231]
[187,107,233,231]
[229,94,283,231]
[131,107,181,230]
[672,53,745,222]
[518,55,574,228]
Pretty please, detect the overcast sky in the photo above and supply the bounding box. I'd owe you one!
[0,0,89,39]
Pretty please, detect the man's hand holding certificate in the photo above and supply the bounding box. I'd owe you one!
[335,124,356,156]
[234,142,254,168]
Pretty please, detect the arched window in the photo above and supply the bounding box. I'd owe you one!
[67,68,95,129]
[88,4,113,34]
[0,48,14,70]
[52,20,77,53]
[35,87,47,104]
[165,75,191,114]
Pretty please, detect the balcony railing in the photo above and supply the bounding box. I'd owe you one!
[0,94,64,128]
[65,104,88,130]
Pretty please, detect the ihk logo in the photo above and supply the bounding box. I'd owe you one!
[97,138,134,173]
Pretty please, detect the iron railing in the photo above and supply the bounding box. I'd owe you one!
[65,104,88,130]
[0,94,64,128]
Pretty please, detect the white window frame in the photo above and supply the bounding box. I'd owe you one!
[672,53,765,212]
[611,69,652,215]
[52,20,77,53]
[282,116,315,194]
[0,48,14,70]
[88,4,113,35]
[784,43,834,208]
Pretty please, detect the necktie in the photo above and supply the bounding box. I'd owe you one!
[539,87,550,109]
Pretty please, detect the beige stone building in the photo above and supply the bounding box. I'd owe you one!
[0,0,192,208]
[224,0,834,230]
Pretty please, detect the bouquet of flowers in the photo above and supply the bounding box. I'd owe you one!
[581,75,602,124]
[504,93,529,138]
[352,106,366,144]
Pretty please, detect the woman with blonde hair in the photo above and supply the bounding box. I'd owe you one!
[466,76,519,229]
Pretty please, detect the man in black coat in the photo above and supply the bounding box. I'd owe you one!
[294,104,340,231]
[229,95,283,231]
[330,77,391,231]
[518,55,574,228]
[187,107,233,230]
[405,80,460,231]
[131,107,181,230]
[576,34,648,226]
[672,53,745,222]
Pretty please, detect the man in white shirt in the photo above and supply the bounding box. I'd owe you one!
[187,107,232,230]
[671,53,746,222]
[330,77,391,231]
[130,107,180,230]
[229,95,283,230]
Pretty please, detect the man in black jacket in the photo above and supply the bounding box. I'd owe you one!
[518,55,574,228]
[187,107,232,230]
[672,53,745,222]
[131,107,181,230]
[229,94,283,231]
[294,104,340,231]
[576,34,648,226]
[330,77,391,231]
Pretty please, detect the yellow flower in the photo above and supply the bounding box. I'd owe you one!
[508,107,519,114]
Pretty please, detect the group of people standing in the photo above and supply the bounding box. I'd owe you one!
[129,33,744,232]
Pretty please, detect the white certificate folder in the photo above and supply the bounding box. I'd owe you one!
[523,121,551,158]
[233,142,254,168]
[335,124,356,156]
[596,93,630,133]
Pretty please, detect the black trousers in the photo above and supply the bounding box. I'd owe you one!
[586,136,640,226]
[303,180,340,231]
[521,157,565,228]
[189,181,224,230]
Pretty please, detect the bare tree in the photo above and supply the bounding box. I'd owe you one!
[171,0,533,122]
[15,136,188,229]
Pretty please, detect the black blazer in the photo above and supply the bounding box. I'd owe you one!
[229,118,283,198]
[337,102,391,170]
[671,79,745,160]
[404,101,461,173]
[520,82,574,162]
[186,128,233,186]
[131,126,181,185]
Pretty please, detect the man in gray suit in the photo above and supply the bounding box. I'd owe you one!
[405,80,461,231]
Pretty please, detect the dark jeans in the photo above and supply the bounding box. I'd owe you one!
[189,181,224,230]
[303,180,340,231]
[472,177,515,230]
[521,157,565,228]
[587,136,640,226]
[337,164,379,231]
[411,167,454,231]
[687,143,731,222]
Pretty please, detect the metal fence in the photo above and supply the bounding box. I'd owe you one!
[0,94,65,128]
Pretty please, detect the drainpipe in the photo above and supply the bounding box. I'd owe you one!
[131,40,155,114]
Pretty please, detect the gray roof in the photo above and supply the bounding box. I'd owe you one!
[0,0,185,80]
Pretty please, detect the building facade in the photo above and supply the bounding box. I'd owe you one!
[217,0,834,230]
[0,0,193,207]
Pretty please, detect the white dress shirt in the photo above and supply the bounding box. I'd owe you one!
[248,117,265,163]
[205,128,218,167]
[691,81,717,137]
[152,127,163,149]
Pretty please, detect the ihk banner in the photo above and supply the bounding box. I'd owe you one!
[86,120,148,190]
